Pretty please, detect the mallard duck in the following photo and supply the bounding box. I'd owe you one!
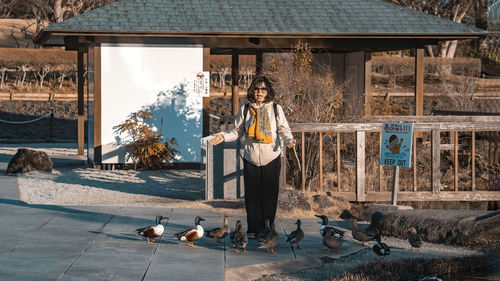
[286,219,304,249]
[323,227,343,254]
[256,218,271,241]
[257,222,279,254]
[232,221,248,253]
[315,214,345,238]
[350,218,377,246]
[372,234,390,259]
[136,215,167,244]
[206,215,232,243]
[407,227,423,250]
[176,216,205,248]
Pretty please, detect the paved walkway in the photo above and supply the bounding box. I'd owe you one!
[0,172,366,281]
[0,147,365,281]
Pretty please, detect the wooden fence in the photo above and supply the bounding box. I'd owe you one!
[0,92,93,101]
[289,116,500,202]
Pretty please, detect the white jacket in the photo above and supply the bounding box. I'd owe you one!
[220,102,294,166]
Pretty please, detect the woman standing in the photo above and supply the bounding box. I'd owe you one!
[208,75,296,238]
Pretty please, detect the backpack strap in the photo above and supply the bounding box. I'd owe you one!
[244,103,278,123]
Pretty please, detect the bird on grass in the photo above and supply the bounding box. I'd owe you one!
[206,215,232,243]
[323,227,343,254]
[258,222,279,254]
[286,219,304,249]
[372,233,390,259]
[232,221,248,253]
[350,218,377,246]
[407,227,423,251]
[315,215,345,238]
[136,215,167,244]
[176,216,205,248]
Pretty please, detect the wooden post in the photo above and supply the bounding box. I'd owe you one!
[256,52,263,75]
[415,49,424,139]
[413,133,417,191]
[231,50,239,116]
[415,48,424,116]
[356,131,366,201]
[77,50,85,156]
[472,130,476,191]
[454,130,459,191]
[337,132,341,192]
[379,132,383,191]
[391,166,400,205]
[431,129,440,193]
[319,132,323,192]
[301,132,305,192]
[203,48,211,136]
[364,52,372,116]
[93,45,102,164]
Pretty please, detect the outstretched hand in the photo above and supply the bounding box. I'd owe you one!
[208,134,224,146]
[287,139,296,148]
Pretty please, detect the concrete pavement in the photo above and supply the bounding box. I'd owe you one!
[0,165,365,281]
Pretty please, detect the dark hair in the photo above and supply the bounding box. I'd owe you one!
[246,75,276,103]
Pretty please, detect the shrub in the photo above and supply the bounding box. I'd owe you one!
[264,42,346,190]
[113,110,178,170]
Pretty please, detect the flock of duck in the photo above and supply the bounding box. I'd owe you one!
[136,214,423,258]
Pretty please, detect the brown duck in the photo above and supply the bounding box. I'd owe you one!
[350,218,377,246]
[232,221,248,253]
[286,219,305,249]
[257,222,279,254]
[407,227,423,250]
[323,227,343,254]
[206,215,232,243]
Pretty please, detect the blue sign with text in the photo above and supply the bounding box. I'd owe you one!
[380,122,414,167]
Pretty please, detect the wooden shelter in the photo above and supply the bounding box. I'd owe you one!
[35,0,487,166]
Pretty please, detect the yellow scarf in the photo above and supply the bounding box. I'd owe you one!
[246,104,273,143]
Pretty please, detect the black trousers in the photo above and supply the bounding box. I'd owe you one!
[243,155,281,234]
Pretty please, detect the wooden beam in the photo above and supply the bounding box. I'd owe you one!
[431,129,440,194]
[356,131,366,201]
[415,48,424,117]
[77,51,85,156]
[333,191,500,202]
[203,47,210,136]
[231,50,239,116]
[364,51,372,116]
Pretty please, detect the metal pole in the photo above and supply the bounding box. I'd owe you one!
[391,165,399,205]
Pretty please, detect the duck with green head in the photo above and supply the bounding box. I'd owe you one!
[176,216,205,248]
[136,215,167,244]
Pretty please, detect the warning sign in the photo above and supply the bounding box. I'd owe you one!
[193,71,210,97]
[380,122,414,167]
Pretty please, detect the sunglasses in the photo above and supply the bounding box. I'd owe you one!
[253,87,268,93]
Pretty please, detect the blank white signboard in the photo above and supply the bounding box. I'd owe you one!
[100,44,203,163]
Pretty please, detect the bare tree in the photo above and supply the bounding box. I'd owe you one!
[388,0,475,58]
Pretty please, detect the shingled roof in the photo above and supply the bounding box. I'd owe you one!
[36,0,486,44]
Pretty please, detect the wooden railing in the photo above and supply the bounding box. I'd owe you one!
[289,116,500,202]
